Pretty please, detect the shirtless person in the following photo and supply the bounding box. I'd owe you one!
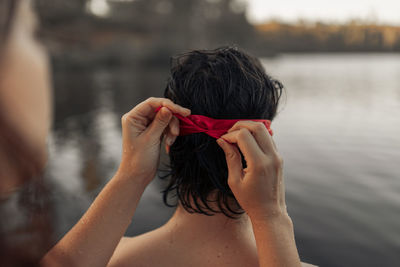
[105,48,308,267]
[0,1,311,266]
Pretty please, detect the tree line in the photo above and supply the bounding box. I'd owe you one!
[255,20,400,53]
[33,0,400,68]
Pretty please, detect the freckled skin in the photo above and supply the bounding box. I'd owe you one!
[108,199,258,267]
[109,203,314,267]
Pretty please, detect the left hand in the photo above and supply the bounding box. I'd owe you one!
[117,97,190,185]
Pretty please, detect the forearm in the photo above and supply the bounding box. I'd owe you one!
[250,213,301,267]
[41,170,147,267]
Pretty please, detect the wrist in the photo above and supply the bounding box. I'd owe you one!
[249,210,293,228]
[114,167,150,191]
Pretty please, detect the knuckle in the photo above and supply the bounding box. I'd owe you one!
[156,116,168,125]
[162,98,173,105]
[227,177,237,187]
[121,113,128,124]
[232,120,246,129]
[238,128,250,139]
[147,97,156,103]
[254,122,265,131]
[233,121,244,127]
[272,154,283,169]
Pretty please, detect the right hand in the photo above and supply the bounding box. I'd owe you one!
[216,121,287,219]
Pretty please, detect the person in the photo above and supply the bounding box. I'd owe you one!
[0,1,308,266]
[106,47,309,267]
[0,0,53,265]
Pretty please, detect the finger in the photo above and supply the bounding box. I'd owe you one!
[144,106,173,142]
[169,115,180,136]
[127,97,190,123]
[216,138,243,184]
[227,121,276,155]
[220,128,265,167]
[163,115,179,144]
[121,113,148,140]
[163,131,177,147]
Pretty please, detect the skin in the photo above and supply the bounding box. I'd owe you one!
[1,1,306,266]
[218,122,301,267]
[40,99,190,267]
[0,0,52,194]
[107,121,304,267]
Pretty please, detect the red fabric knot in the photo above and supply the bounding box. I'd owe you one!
[155,106,273,139]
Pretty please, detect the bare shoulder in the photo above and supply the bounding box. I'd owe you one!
[108,228,173,267]
[107,229,318,267]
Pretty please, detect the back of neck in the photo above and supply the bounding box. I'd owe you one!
[165,203,254,242]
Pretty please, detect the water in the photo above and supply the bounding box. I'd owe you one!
[46,53,400,267]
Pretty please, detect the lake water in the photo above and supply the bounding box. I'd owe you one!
[46,53,400,267]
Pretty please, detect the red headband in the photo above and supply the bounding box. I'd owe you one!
[155,106,273,139]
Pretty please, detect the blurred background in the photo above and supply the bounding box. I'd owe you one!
[33,0,400,266]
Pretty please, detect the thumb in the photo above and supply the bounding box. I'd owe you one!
[217,138,243,185]
[145,106,173,141]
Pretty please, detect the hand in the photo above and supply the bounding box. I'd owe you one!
[117,97,190,185]
[216,121,287,219]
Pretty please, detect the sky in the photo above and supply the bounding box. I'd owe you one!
[88,0,400,25]
[245,0,400,25]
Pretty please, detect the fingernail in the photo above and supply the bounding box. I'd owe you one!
[161,107,171,119]
[172,125,179,136]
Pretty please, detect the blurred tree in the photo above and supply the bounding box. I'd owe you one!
[106,0,256,51]
[35,0,89,24]
[34,0,257,67]
[33,0,400,66]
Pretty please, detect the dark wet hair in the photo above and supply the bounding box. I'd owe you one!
[161,46,284,218]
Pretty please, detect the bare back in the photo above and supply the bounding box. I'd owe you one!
[108,224,259,267]
[108,224,316,267]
